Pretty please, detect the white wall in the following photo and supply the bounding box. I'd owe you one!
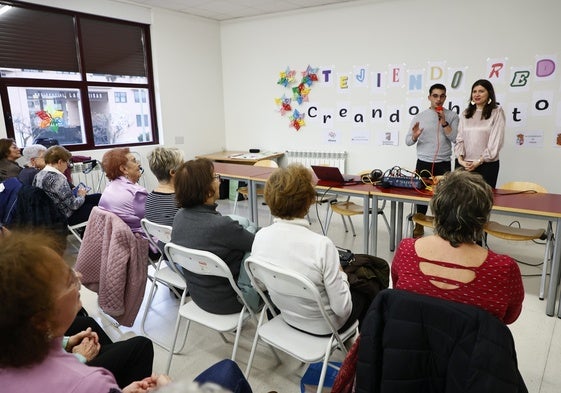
[221,0,561,192]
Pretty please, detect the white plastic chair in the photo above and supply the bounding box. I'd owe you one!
[163,242,255,374]
[67,221,88,246]
[140,219,187,351]
[244,256,358,391]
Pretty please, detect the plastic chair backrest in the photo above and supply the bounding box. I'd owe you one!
[245,256,343,342]
[166,244,232,279]
[141,218,172,250]
[164,242,254,317]
[254,159,278,168]
[500,181,547,193]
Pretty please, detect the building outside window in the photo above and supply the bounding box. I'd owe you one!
[114,92,127,103]
[136,114,149,127]
[134,89,147,103]
[0,1,159,149]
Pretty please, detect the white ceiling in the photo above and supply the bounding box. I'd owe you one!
[117,0,366,21]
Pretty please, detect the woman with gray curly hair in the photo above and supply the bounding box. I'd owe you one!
[391,170,524,324]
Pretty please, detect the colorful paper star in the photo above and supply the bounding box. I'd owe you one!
[36,110,64,131]
[274,95,292,115]
[277,67,296,87]
[289,109,306,131]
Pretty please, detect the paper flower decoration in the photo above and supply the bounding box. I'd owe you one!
[301,65,319,86]
[36,110,64,131]
[277,67,296,87]
[274,95,292,115]
[292,83,312,104]
[289,109,306,131]
[275,65,319,131]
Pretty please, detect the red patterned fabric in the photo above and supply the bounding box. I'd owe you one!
[391,237,524,324]
[332,336,360,393]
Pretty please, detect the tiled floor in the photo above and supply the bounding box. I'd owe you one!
[69,197,561,392]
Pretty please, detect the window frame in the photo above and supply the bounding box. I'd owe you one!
[0,0,159,150]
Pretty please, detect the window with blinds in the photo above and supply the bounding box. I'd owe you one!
[0,1,158,149]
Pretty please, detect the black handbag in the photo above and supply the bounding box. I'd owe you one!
[336,246,355,267]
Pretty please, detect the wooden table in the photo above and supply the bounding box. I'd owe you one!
[196,150,284,165]
[214,162,561,316]
[213,162,276,224]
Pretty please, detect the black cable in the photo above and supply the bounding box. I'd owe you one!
[515,259,543,267]
[314,187,335,235]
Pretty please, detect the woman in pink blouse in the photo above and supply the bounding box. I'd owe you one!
[0,231,169,393]
[454,79,505,188]
[391,170,524,324]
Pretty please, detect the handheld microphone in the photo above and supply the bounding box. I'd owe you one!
[435,106,444,121]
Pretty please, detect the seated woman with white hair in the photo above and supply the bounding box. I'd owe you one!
[17,144,47,186]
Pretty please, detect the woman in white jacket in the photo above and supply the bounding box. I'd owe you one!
[251,164,370,335]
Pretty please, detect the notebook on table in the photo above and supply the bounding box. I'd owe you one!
[311,165,359,187]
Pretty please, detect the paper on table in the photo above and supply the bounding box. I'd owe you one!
[228,152,275,159]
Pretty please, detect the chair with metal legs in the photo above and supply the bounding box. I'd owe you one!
[244,256,358,390]
[483,182,553,300]
[163,242,255,374]
[140,218,188,352]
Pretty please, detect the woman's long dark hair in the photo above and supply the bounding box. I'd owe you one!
[464,79,497,120]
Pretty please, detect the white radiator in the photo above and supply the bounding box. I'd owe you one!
[285,150,347,172]
[70,160,107,193]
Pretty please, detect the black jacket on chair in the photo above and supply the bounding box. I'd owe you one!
[356,289,528,393]
[11,185,68,239]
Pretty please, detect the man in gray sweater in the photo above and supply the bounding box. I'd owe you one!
[406,83,459,237]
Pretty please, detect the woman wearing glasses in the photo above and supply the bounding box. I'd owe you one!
[171,158,257,314]
[0,231,169,393]
[33,145,100,226]
[98,147,147,235]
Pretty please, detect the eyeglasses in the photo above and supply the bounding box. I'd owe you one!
[60,270,81,296]
[66,161,74,168]
[213,174,221,182]
[71,271,81,290]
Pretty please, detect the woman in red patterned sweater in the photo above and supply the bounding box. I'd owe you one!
[391,170,524,324]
